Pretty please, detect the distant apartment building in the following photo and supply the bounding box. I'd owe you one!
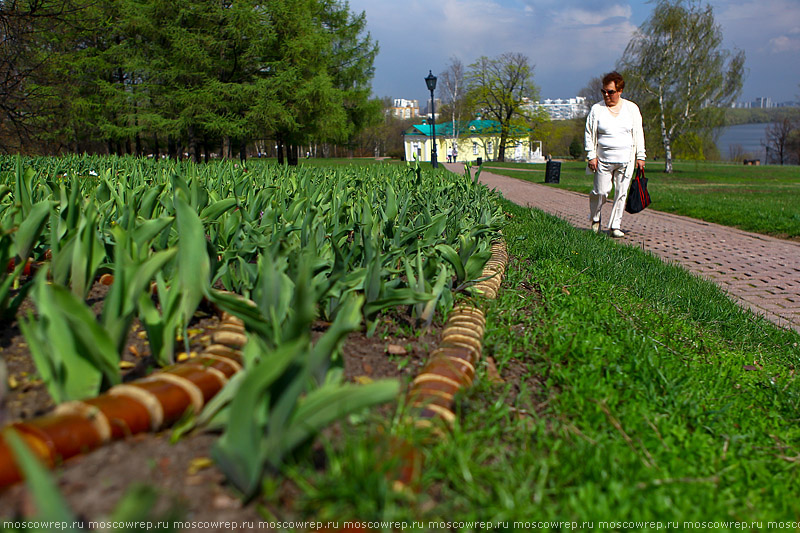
[731,97,798,109]
[390,99,420,119]
[753,97,773,108]
[525,97,589,120]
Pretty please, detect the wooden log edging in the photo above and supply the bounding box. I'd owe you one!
[1,239,510,494]
[408,238,508,424]
[393,239,508,490]
[0,304,248,489]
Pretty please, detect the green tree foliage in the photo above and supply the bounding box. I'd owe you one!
[249,0,379,164]
[619,0,745,172]
[568,136,583,159]
[40,0,140,154]
[1,0,379,163]
[465,52,539,162]
[536,117,583,159]
[0,0,89,151]
[320,2,380,149]
[765,116,800,165]
[353,96,413,159]
[788,128,800,165]
[126,0,270,160]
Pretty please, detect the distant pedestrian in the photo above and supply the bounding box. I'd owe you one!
[585,71,646,238]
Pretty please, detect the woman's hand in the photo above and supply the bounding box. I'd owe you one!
[635,159,645,171]
[588,158,598,172]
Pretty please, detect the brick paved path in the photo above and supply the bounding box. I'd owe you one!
[443,163,800,334]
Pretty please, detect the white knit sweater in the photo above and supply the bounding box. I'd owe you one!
[584,98,646,178]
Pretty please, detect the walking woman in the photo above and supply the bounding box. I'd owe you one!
[585,71,646,237]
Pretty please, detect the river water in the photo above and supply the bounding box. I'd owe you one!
[715,123,769,161]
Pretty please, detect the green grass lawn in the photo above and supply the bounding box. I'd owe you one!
[481,160,800,239]
[283,198,800,526]
[247,156,406,168]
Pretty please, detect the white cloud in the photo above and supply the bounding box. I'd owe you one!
[348,0,799,103]
[769,35,800,53]
[530,4,638,90]
[552,5,633,27]
[436,0,527,57]
[768,26,800,53]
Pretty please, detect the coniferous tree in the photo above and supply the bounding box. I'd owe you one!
[1,0,380,160]
[0,0,90,151]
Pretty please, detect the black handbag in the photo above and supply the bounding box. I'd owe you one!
[625,167,650,214]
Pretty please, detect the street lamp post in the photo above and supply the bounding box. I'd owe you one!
[425,70,438,169]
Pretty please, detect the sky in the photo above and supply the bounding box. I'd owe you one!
[346,0,800,106]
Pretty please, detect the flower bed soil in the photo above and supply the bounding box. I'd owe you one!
[0,264,535,527]
[0,280,438,525]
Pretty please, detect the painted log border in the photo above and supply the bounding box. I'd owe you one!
[394,238,508,490]
[0,295,249,489]
[0,239,509,497]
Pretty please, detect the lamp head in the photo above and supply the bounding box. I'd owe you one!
[425,70,437,92]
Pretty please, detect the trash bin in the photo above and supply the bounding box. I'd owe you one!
[545,160,561,183]
[476,157,483,165]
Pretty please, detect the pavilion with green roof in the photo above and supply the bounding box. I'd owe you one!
[402,118,543,164]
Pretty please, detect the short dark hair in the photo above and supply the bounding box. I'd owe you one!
[602,71,625,92]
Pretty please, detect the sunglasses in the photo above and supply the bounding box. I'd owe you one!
[601,89,618,96]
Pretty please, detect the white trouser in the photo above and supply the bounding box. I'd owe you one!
[589,161,632,230]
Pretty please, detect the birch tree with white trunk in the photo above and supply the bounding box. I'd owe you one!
[619,0,745,173]
[439,57,466,161]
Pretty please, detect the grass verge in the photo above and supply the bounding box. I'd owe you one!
[246,157,406,168]
[483,160,800,239]
[283,198,800,527]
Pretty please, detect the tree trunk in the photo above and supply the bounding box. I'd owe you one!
[658,91,674,173]
[222,136,231,159]
[287,144,299,166]
[134,107,142,156]
[188,126,200,163]
[153,135,160,160]
[239,138,247,162]
[276,139,287,165]
[663,137,674,173]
